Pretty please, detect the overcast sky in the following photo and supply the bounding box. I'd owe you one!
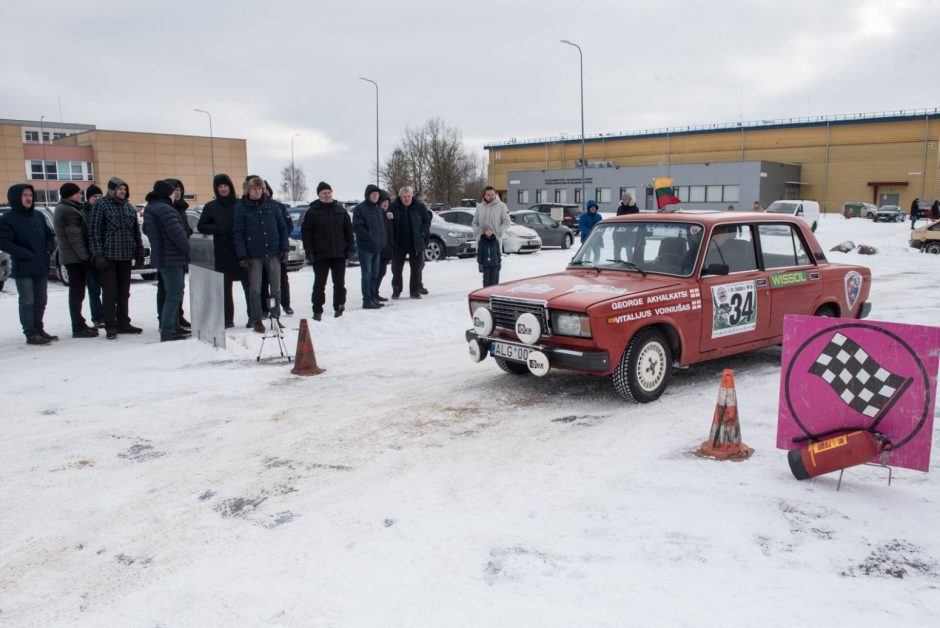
[3,0,938,201]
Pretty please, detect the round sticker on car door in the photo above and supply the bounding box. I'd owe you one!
[844,271,862,309]
[711,280,757,338]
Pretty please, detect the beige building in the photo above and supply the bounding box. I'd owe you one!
[0,119,247,206]
[485,109,940,214]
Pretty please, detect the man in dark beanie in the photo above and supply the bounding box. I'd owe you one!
[82,184,105,327]
[198,174,249,328]
[301,181,354,320]
[143,180,191,342]
[233,175,289,332]
[89,176,144,339]
[0,184,57,344]
[54,182,97,337]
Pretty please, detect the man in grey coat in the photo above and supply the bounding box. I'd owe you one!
[471,187,512,246]
[53,182,97,337]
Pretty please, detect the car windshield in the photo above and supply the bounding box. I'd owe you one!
[766,201,799,214]
[431,212,448,224]
[880,206,899,211]
[570,221,704,277]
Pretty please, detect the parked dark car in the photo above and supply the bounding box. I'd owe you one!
[873,205,905,222]
[528,202,583,231]
[509,210,575,249]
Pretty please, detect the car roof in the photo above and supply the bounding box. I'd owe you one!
[603,211,804,226]
[442,208,474,214]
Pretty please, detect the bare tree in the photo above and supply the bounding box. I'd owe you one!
[383,118,485,205]
[279,164,308,202]
[381,148,411,197]
[460,157,488,203]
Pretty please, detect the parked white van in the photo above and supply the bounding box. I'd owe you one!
[765,200,820,232]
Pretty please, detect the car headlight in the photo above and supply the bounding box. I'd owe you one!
[469,299,488,314]
[551,311,592,338]
[447,231,464,238]
[294,241,304,252]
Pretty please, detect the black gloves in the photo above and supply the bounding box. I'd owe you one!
[279,250,288,262]
[239,257,252,268]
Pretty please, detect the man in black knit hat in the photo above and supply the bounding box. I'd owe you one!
[301,181,354,320]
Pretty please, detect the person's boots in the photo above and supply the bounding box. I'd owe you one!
[334,304,345,318]
[252,319,266,333]
[26,335,51,345]
[39,330,59,341]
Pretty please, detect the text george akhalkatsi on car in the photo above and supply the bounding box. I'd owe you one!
[465,211,872,403]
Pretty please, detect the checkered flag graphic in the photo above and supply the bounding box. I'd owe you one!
[809,332,910,418]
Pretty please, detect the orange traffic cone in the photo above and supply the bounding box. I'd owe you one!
[697,369,753,461]
[291,319,325,376]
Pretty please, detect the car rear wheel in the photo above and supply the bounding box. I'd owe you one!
[425,238,444,261]
[494,356,530,375]
[925,242,940,255]
[814,305,836,317]
[612,328,672,403]
[56,256,70,286]
[561,233,573,249]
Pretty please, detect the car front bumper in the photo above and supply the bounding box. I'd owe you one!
[445,239,477,257]
[465,329,610,373]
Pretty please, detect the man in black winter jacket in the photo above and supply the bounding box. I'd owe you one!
[0,184,56,345]
[53,182,97,337]
[301,181,355,320]
[389,186,431,299]
[157,179,192,330]
[198,174,250,328]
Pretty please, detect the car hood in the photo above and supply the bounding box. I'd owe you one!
[470,270,682,311]
[506,225,538,237]
[437,223,473,235]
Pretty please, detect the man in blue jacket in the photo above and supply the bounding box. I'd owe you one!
[233,176,289,333]
[0,184,56,345]
[353,184,388,310]
[142,180,191,342]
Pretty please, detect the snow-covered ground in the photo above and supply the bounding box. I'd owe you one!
[1,215,939,627]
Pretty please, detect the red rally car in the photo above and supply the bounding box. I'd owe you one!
[465,211,872,403]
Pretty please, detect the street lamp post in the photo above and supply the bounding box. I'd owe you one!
[290,133,301,202]
[561,40,586,211]
[193,108,216,178]
[39,115,50,204]
[359,77,379,187]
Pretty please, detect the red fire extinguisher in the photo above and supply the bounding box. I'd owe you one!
[788,430,890,480]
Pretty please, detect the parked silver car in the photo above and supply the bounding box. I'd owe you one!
[426,212,477,261]
[188,209,306,271]
[509,210,575,248]
[0,250,10,291]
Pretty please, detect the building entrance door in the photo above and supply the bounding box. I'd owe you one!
[879,193,899,206]
[645,186,654,211]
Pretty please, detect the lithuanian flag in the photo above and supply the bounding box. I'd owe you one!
[654,177,680,209]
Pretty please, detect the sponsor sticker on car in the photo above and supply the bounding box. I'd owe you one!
[711,280,757,338]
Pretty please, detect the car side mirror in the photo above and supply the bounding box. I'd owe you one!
[703,263,729,276]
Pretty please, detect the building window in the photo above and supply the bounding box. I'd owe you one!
[676,186,689,202]
[574,188,582,203]
[41,132,50,143]
[554,188,567,203]
[34,189,60,204]
[517,189,529,204]
[26,159,92,181]
[723,185,740,203]
[706,185,723,202]
[53,132,66,140]
[536,189,547,203]
[689,186,706,202]
[24,130,39,142]
[619,187,637,201]
[87,162,94,181]
[594,188,611,203]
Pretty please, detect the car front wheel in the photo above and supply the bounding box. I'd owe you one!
[56,257,70,286]
[612,328,672,403]
[425,238,444,261]
[561,233,573,249]
[925,242,940,255]
[494,356,530,375]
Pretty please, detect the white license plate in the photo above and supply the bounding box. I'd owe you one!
[490,341,531,362]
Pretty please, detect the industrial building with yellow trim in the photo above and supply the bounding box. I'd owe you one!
[485,109,940,215]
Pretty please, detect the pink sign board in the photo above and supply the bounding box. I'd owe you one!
[777,315,940,472]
